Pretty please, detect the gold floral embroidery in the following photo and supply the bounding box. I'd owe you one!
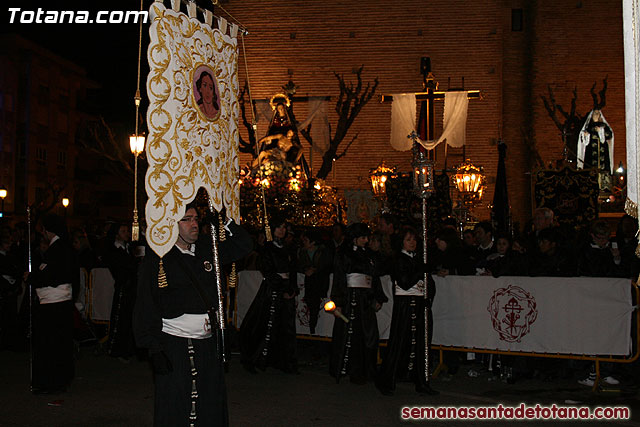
[145,3,240,258]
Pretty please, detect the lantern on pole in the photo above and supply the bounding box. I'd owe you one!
[130,134,146,242]
[411,144,436,200]
[369,162,397,200]
[454,159,485,205]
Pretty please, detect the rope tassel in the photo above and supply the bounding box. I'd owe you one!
[158,259,168,288]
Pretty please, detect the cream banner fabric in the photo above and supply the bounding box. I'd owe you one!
[236,273,632,355]
[389,91,468,151]
[432,276,633,356]
[624,0,640,216]
[145,2,240,258]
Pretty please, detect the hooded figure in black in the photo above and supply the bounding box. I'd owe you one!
[329,222,387,384]
[376,226,438,395]
[240,217,298,374]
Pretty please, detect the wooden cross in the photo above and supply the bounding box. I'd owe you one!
[380,57,481,154]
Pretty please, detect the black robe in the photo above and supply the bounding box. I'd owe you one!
[27,237,79,392]
[133,222,251,427]
[104,242,137,358]
[297,244,331,334]
[577,243,624,278]
[0,249,20,349]
[377,251,435,391]
[240,239,298,372]
[329,245,387,382]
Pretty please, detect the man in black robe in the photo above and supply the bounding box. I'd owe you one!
[133,204,251,427]
[25,214,78,394]
[0,227,21,350]
[329,222,387,384]
[103,222,137,360]
[240,217,298,374]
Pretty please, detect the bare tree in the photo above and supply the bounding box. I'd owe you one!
[28,181,65,226]
[540,77,608,163]
[238,82,258,158]
[76,116,135,178]
[314,66,379,179]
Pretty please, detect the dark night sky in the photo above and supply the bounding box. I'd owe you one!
[2,0,157,130]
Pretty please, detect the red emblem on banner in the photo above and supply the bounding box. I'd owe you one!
[487,285,538,343]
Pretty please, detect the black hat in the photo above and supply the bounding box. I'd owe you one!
[348,222,371,239]
[41,213,67,238]
[269,214,288,229]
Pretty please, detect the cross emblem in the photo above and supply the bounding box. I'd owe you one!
[502,297,523,335]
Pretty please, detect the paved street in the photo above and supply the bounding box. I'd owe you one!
[2,340,640,426]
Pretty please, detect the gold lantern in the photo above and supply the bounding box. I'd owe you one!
[369,162,397,199]
[454,159,486,205]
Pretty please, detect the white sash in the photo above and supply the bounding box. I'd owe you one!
[395,279,424,296]
[162,313,212,339]
[347,273,372,289]
[36,284,72,304]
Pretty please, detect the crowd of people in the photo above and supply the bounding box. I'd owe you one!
[0,207,639,425]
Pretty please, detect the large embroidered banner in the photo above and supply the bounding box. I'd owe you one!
[145,2,240,257]
[624,0,640,217]
[432,275,633,356]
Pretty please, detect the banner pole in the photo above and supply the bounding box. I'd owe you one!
[27,206,33,391]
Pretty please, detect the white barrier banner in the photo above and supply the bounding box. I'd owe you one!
[235,272,633,355]
[432,275,633,356]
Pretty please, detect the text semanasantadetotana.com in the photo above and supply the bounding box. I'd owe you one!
[401,403,630,420]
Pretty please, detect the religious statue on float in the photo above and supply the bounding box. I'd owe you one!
[253,94,306,176]
[577,109,614,192]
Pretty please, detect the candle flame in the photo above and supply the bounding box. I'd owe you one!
[324,301,336,312]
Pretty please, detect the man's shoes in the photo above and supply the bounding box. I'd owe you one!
[603,376,620,385]
[376,383,394,396]
[32,386,66,395]
[282,366,300,375]
[242,363,258,374]
[578,376,595,387]
[416,384,439,395]
[350,376,367,385]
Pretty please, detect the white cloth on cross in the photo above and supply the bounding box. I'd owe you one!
[390,91,469,151]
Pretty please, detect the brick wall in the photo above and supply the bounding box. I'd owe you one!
[222,0,626,229]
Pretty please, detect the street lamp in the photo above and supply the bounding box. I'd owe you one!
[0,187,6,218]
[130,134,146,242]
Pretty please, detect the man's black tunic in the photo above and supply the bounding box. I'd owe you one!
[134,221,251,427]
